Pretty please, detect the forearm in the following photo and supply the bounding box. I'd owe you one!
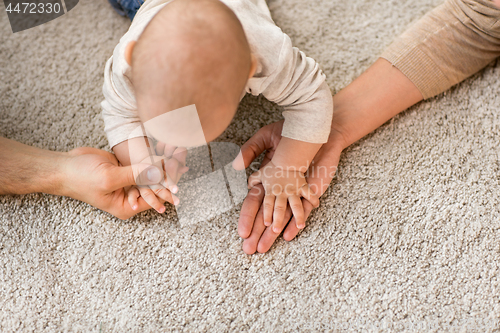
[331,58,423,150]
[271,137,322,173]
[332,0,500,150]
[112,137,154,166]
[0,137,67,195]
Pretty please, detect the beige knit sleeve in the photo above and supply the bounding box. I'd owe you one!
[381,0,500,100]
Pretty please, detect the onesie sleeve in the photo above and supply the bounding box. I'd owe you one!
[257,34,333,144]
[101,56,145,148]
[101,0,167,149]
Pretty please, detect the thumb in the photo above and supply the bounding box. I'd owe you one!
[111,163,163,189]
[233,127,270,170]
[232,150,246,171]
[247,170,263,189]
[299,184,320,208]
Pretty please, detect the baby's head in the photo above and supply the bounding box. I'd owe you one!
[125,0,256,144]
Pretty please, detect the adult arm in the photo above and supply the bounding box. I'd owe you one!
[241,3,334,144]
[0,137,163,220]
[238,58,423,254]
[381,0,500,100]
[238,0,500,254]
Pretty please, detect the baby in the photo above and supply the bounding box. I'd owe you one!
[101,0,333,232]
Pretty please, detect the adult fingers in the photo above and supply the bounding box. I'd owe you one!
[232,126,272,171]
[139,187,166,214]
[242,204,267,255]
[127,187,140,211]
[260,153,273,169]
[257,206,293,253]
[300,185,320,208]
[125,195,163,217]
[271,195,287,233]
[288,195,305,229]
[282,220,301,242]
[110,163,163,190]
[247,171,263,189]
[263,194,275,226]
[238,184,265,239]
[284,198,315,241]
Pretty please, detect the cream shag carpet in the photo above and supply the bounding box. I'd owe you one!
[1,0,500,331]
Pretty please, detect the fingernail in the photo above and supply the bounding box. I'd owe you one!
[273,226,280,233]
[171,185,178,194]
[232,151,244,170]
[157,206,165,214]
[173,197,180,205]
[298,224,305,229]
[132,204,138,211]
[147,167,162,183]
[264,221,271,226]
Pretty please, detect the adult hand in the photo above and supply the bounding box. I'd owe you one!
[237,120,345,254]
[62,147,166,220]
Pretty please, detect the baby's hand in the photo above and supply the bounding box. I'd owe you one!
[155,143,189,191]
[248,161,319,233]
[127,182,177,214]
[128,143,189,213]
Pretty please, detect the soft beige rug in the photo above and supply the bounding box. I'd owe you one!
[1,0,500,331]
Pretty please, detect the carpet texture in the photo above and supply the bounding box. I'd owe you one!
[1,0,500,331]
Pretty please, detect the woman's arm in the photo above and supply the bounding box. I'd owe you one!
[238,0,500,254]
[239,58,423,254]
[330,58,423,149]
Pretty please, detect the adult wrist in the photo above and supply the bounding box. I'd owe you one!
[40,151,71,197]
[326,118,350,152]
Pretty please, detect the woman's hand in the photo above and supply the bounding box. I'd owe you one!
[237,58,424,254]
[237,121,344,254]
[247,160,319,233]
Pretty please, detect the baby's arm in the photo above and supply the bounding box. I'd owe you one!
[248,137,321,233]
[252,43,333,231]
[101,47,186,213]
[113,138,185,213]
[113,137,150,166]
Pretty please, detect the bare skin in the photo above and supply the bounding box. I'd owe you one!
[113,137,185,213]
[0,137,165,220]
[112,0,257,214]
[237,58,424,254]
[244,138,321,232]
[115,0,322,224]
[0,58,422,229]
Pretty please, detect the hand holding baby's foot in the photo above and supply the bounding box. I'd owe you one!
[248,161,319,233]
